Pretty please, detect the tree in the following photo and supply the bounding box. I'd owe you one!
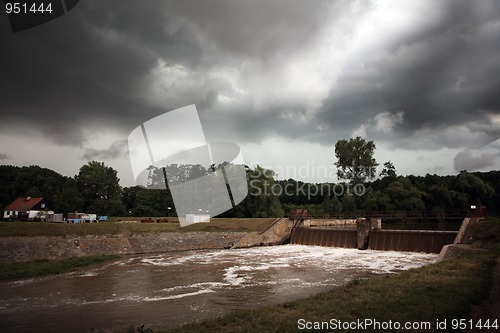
[53,179,84,215]
[334,136,378,184]
[362,189,395,211]
[380,161,397,179]
[455,171,494,206]
[76,161,125,215]
[386,178,426,210]
[131,188,173,217]
[322,194,341,214]
[341,194,357,212]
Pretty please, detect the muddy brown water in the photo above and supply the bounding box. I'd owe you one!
[0,245,436,332]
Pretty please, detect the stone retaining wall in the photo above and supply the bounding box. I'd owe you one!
[0,232,247,262]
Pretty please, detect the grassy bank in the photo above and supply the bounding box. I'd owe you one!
[0,218,276,237]
[0,254,120,280]
[165,248,499,333]
[471,217,500,247]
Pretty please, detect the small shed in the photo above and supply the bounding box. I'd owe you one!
[186,214,211,224]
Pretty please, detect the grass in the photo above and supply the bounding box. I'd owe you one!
[0,254,120,280]
[0,218,276,237]
[165,249,499,333]
[472,217,500,247]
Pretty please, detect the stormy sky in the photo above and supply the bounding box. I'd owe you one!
[1,0,500,185]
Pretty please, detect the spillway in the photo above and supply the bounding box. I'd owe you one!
[290,227,357,248]
[369,229,457,253]
[290,227,457,253]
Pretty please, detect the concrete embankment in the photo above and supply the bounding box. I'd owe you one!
[232,218,294,248]
[0,232,247,262]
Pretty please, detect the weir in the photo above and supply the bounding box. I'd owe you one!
[290,227,357,248]
[290,224,458,253]
[369,229,457,253]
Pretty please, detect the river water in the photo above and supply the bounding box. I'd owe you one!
[0,245,436,332]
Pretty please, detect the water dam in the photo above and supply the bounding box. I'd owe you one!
[290,227,458,253]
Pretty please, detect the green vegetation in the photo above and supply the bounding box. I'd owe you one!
[0,218,276,237]
[76,161,126,216]
[165,249,498,333]
[335,136,378,183]
[472,218,500,247]
[0,254,120,280]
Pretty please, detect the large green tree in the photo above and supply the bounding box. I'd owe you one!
[76,161,125,216]
[53,179,84,215]
[454,172,494,206]
[334,136,378,184]
[385,178,426,210]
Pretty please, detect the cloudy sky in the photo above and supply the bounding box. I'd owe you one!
[1,0,500,186]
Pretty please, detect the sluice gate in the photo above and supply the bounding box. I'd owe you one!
[369,230,457,253]
[290,227,458,253]
[290,227,357,248]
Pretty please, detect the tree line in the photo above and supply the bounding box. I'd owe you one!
[0,137,498,219]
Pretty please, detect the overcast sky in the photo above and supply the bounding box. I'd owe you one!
[1,0,500,186]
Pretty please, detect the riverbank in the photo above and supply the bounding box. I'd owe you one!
[0,255,120,280]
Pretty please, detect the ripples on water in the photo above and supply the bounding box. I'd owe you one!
[0,245,436,332]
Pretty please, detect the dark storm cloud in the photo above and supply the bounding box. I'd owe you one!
[0,0,203,146]
[1,0,500,155]
[0,153,10,160]
[168,0,335,61]
[81,140,128,160]
[0,0,340,147]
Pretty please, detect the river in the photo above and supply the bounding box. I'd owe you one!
[0,245,436,332]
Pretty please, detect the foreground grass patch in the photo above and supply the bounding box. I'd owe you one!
[166,250,498,333]
[0,255,120,280]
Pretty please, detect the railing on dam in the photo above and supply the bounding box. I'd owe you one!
[290,210,475,220]
[290,227,458,253]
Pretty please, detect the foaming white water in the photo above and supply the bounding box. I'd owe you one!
[143,289,215,301]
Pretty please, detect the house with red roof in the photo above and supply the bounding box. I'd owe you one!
[3,197,53,221]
